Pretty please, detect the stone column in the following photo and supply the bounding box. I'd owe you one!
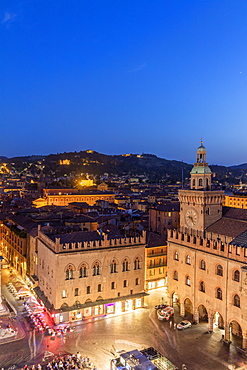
[224,326,230,342]
[180,302,185,317]
[193,308,199,324]
[208,316,214,332]
[169,296,173,307]
[242,335,247,349]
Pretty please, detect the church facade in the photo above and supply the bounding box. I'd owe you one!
[167,142,247,348]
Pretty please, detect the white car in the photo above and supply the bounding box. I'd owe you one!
[177,320,192,330]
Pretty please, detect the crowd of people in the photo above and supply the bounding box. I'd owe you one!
[4,352,98,370]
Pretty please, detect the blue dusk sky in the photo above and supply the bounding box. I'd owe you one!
[1,0,247,166]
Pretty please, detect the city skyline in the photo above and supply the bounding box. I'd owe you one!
[1,0,247,165]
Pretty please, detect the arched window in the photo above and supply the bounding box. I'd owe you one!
[216,288,222,300]
[174,251,179,261]
[185,276,191,286]
[199,281,205,292]
[134,256,141,270]
[233,294,240,307]
[110,259,117,274]
[233,270,240,282]
[79,263,87,278]
[199,178,203,187]
[173,271,178,281]
[186,255,191,265]
[135,278,140,285]
[65,265,74,280]
[122,258,129,272]
[200,260,206,270]
[92,261,100,276]
[216,265,223,276]
[192,179,195,187]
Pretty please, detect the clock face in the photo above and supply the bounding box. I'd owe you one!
[185,209,198,227]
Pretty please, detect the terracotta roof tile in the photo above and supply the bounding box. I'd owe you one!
[147,232,167,247]
[206,218,247,238]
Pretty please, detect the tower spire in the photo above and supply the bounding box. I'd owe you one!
[190,141,212,190]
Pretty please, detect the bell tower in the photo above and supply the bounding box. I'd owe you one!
[179,141,224,232]
[190,140,212,190]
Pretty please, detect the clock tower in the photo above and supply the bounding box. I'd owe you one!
[179,141,224,232]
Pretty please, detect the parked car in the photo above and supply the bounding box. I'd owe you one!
[177,320,192,330]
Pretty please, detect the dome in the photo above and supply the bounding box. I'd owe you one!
[197,143,206,152]
[191,166,211,174]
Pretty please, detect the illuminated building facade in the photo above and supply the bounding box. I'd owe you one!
[1,216,32,278]
[149,203,180,238]
[223,194,247,209]
[33,189,115,207]
[34,228,147,323]
[145,232,167,290]
[167,142,247,348]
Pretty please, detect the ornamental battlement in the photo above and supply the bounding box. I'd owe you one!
[37,228,146,253]
[167,228,247,262]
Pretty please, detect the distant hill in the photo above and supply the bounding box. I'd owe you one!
[1,150,247,184]
[229,163,247,170]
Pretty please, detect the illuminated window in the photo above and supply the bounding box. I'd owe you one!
[93,262,100,276]
[185,276,191,286]
[65,265,74,280]
[186,255,191,265]
[122,258,129,272]
[174,251,179,261]
[62,290,67,298]
[110,259,117,273]
[200,260,206,270]
[79,263,87,278]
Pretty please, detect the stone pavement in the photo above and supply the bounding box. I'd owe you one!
[0,304,26,344]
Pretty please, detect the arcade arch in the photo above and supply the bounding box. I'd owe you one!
[184,298,193,315]
[213,311,224,330]
[198,304,208,322]
[171,292,179,306]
